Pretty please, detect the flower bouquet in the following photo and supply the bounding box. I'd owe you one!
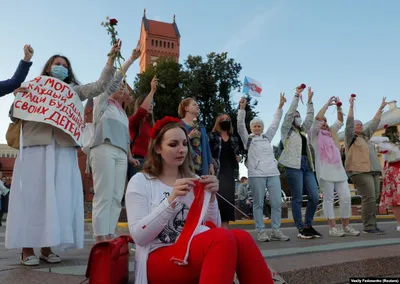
[101,17,125,76]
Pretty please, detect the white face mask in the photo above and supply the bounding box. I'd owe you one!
[294,117,302,126]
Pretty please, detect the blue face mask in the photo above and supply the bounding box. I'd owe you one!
[50,65,68,81]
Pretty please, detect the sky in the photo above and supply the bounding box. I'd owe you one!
[1,0,400,177]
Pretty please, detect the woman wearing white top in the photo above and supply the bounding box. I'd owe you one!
[374,125,400,231]
[89,46,140,243]
[310,96,360,237]
[125,117,274,284]
[6,43,119,266]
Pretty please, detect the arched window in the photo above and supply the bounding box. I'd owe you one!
[172,43,174,49]
[156,40,158,47]
[168,42,170,48]
[151,39,154,46]
[164,41,166,48]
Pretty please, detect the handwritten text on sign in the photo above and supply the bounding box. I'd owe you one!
[13,76,84,145]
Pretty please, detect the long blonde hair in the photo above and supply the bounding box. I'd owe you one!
[212,113,233,135]
[143,122,195,178]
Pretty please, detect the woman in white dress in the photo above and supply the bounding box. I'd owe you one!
[5,43,120,266]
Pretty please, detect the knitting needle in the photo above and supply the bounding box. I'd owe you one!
[215,192,251,220]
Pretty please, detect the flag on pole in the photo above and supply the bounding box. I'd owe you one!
[243,76,262,97]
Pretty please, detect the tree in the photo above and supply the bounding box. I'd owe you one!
[131,52,258,136]
[181,52,258,133]
[132,57,184,119]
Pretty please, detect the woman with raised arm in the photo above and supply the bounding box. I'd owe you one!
[374,125,400,231]
[125,117,273,284]
[279,86,322,239]
[0,45,34,97]
[89,46,140,243]
[310,96,360,237]
[208,114,241,228]
[237,94,290,242]
[344,95,387,235]
[6,42,120,266]
[127,77,158,180]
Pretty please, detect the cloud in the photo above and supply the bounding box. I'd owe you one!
[222,6,281,56]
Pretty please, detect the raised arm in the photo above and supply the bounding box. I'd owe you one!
[73,43,121,100]
[301,87,315,133]
[345,95,356,148]
[0,45,34,97]
[237,98,249,148]
[281,88,302,140]
[363,97,388,139]
[104,46,141,97]
[264,93,286,141]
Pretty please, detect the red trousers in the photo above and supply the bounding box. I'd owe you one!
[147,228,273,284]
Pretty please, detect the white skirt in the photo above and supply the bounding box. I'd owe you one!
[5,139,84,250]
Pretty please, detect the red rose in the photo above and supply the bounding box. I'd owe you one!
[336,102,342,107]
[351,94,356,97]
[384,124,389,129]
[300,83,306,89]
[109,18,118,26]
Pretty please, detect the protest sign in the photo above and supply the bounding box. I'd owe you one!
[12,76,84,145]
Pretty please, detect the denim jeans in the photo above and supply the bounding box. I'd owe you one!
[248,176,282,231]
[285,156,319,229]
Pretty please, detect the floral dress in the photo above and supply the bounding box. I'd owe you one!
[377,142,400,211]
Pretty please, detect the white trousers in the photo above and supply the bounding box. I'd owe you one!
[90,143,127,236]
[320,179,351,219]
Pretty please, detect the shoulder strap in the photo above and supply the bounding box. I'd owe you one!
[349,135,357,149]
[246,136,253,150]
[284,127,294,148]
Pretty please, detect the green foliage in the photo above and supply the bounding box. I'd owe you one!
[132,52,258,134]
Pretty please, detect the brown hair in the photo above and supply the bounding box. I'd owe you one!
[40,55,80,85]
[178,97,195,118]
[384,126,400,143]
[143,122,195,178]
[212,113,233,135]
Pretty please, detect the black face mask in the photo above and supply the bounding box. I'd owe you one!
[219,121,231,131]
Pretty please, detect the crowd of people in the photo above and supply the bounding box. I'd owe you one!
[0,42,399,283]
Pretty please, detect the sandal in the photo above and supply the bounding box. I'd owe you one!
[20,253,39,266]
[39,253,61,263]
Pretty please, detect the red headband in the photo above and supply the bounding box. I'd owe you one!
[150,116,182,139]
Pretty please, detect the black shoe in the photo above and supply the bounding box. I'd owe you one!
[306,226,322,238]
[363,228,385,235]
[297,228,313,239]
[375,227,385,234]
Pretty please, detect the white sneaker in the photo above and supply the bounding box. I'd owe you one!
[342,225,360,236]
[396,225,400,232]
[257,230,270,242]
[270,229,290,241]
[329,227,345,237]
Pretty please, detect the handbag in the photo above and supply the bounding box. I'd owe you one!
[6,119,22,150]
[86,235,134,284]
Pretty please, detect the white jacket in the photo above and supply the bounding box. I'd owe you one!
[237,108,283,177]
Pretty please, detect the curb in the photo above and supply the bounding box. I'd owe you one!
[85,215,396,228]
